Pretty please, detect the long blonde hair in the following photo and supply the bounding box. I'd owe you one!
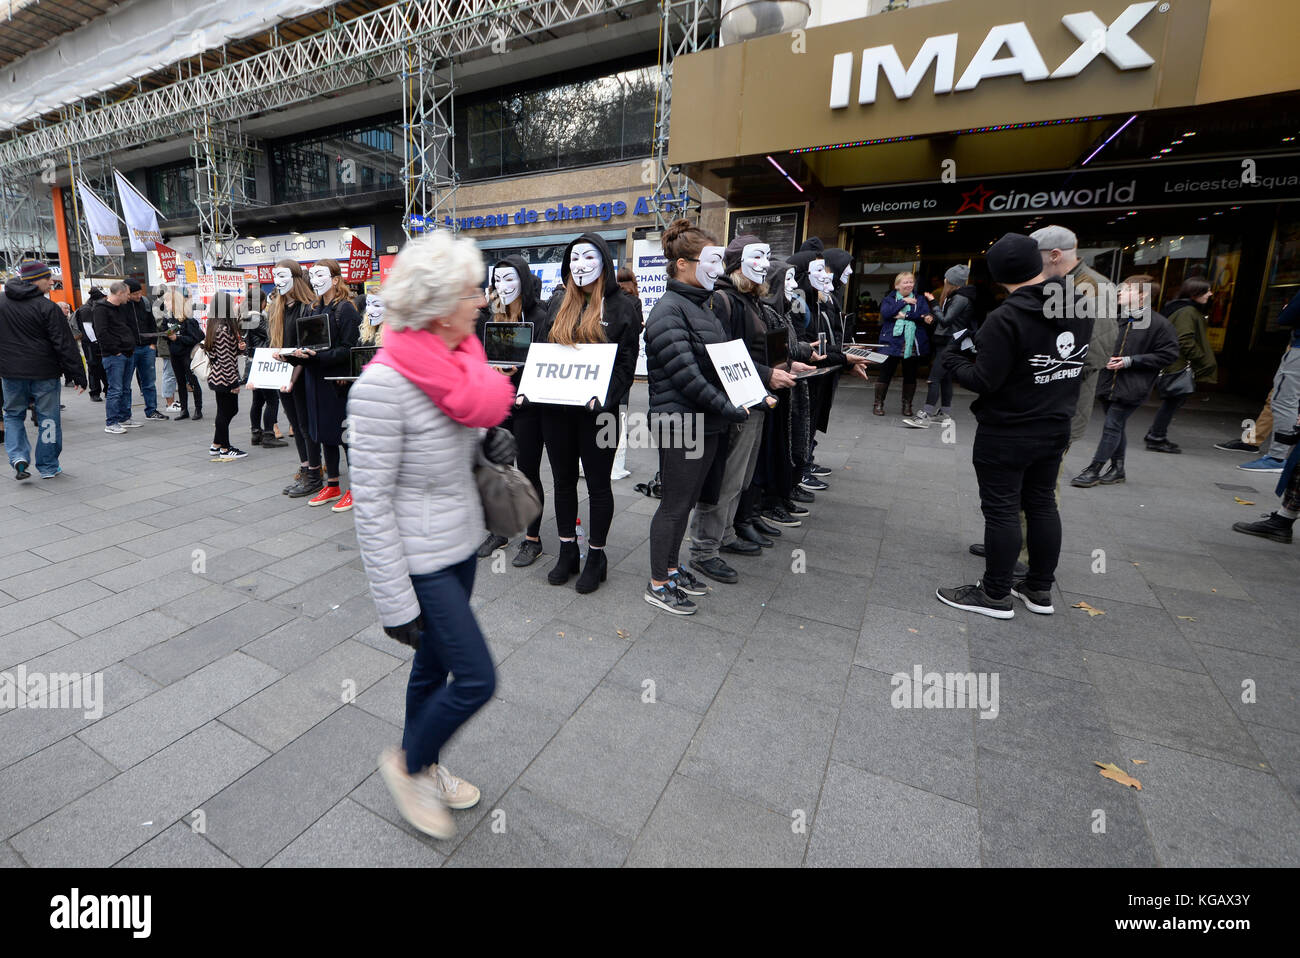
[549,275,606,346]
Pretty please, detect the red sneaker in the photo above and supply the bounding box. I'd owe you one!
[308,484,342,507]
[331,490,353,513]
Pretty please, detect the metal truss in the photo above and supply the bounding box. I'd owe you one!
[0,166,54,275]
[62,106,124,279]
[401,47,456,238]
[191,117,263,267]
[651,0,712,229]
[0,0,654,176]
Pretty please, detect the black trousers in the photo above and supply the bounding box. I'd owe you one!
[973,430,1068,598]
[283,377,321,467]
[649,431,723,581]
[83,341,108,397]
[878,354,921,388]
[168,352,202,415]
[541,405,617,545]
[212,388,239,450]
[249,388,280,432]
[323,443,349,482]
[509,406,545,539]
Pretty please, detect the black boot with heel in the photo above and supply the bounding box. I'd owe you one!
[547,540,581,585]
[574,548,607,594]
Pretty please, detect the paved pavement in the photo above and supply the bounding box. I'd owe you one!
[1,373,1297,867]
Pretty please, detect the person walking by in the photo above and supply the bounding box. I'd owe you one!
[875,271,934,417]
[349,231,515,839]
[74,289,108,402]
[124,278,167,421]
[204,293,248,461]
[159,288,204,421]
[1235,290,1299,472]
[905,265,979,428]
[936,233,1093,619]
[1140,277,1217,454]
[1070,275,1179,488]
[643,219,751,614]
[91,281,140,434]
[0,260,87,479]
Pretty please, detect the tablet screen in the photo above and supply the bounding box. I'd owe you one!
[296,315,331,351]
[351,346,379,378]
[484,322,532,366]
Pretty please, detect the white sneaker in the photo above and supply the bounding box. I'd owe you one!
[429,763,481,810]
[104,424,126,435]
[167,401,182,413]
[611,467,631,481]
[378,747,455,839]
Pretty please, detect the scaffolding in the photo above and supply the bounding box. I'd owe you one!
[401,44,457,238]
[191,117,263,267]
[0,166,54,275]
[651,0,710,229]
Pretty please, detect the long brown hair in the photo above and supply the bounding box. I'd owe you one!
[203,293,242,354]
[313,258,352,306]
[662,217,715,279]
[550,274,606,346]
[266,259,314,349]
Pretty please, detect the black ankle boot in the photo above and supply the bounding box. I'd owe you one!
[1099,458,1126,484]
[574,548,607,594]
[1070,462,1104,487]
[1232,512,1295,544]
[547,540,581,585]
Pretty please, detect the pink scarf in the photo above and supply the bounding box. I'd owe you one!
[371,325,515,428]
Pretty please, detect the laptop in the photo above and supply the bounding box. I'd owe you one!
[766,329,824,379]
[295,314,331,351]
[483,322,532,368]
[324,346,380,382]
[845,343,888,364]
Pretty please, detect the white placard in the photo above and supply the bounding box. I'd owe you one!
[706,338,769,409]
[517,342,618,407]
[246,349,293,389]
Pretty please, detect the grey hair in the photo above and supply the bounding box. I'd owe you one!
[382,231,484,332]
[1030,225,1078,252]
[108,280,129,295]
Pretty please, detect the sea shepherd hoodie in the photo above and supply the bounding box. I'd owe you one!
[941,278,1094,438]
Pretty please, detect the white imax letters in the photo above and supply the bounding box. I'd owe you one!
[829,2,1157,109]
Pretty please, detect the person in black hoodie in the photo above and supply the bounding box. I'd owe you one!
[475,255,548,567]
[643,219,752,615]
[158,288,204,421]
[526,232,641,594]
[91,281,141,432]
[905,264,979,428]
[937,232,1094,619]
[269,259,323,496]
[1071,275,1179,489]
[0,261,86,479]
[74,288,108,401]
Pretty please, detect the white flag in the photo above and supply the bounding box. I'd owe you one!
[77,179,125,257]
[113,170,164,252]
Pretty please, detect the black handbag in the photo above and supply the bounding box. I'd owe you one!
[1155,365,1195,399]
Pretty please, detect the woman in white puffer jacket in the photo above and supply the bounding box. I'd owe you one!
[348,231,516,840]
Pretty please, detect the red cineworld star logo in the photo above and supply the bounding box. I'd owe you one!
[956,183,994,214]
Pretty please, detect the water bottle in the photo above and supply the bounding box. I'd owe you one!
[575,517,585,558]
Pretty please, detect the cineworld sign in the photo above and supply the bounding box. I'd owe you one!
[830,1,1157,109]
[839,157,1300,225]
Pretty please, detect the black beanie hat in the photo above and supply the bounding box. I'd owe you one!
[724,234,761,274]
[986,233,1042,285]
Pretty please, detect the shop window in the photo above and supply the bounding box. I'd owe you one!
[1258,211,1300,342]
[269,119,403,204]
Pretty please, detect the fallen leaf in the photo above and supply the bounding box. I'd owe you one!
[1211,588,1217,593]
[1177,616,1196,621]
[908,628,919,634]
[557,631,565,638]
[1131,759,1148,765]
[616,630,630,640]
[1095,761,1142,790]
[1234,496,1256,505]
[1072,601,1105,617]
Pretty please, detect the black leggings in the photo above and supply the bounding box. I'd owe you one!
[541,405,616,545]
[213,389,239,449]
[250,388,280,432]
[878,354,920,388]
[323,443,349,483]
[511,407,545,539]
[649,431,722,581]
[169,352,202,414]
[283,379,321,467]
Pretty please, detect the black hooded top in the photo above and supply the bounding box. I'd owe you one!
[477,254,546,394]
[823,248,853,311]
[788,251,847,368]
[0,279,87,385]
[941,278,1094,437]
[798,237,825,254]
[540,232,643,411]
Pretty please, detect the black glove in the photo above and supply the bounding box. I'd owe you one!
[384,616,424,650]
[482,426,517,465]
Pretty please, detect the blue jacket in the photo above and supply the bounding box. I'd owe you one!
[879,290,933,357]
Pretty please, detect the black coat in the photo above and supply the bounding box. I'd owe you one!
[297,296,361,446]
[91,299,140,357]
[477,254,547,396]
[1096,310,1180,405]
[0,280,86,385]
[711,276,774,388]
[645,278,747,434]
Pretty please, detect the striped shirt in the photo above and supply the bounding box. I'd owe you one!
[207,324,243,389]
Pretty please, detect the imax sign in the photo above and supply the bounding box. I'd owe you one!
[829,1,1158,109]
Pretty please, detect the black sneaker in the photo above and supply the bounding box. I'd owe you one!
[1011,580,1055,614]
[146,411,169,421]
[783,499,810,517]
[644,582,697,615]
[809,463,832,477]
[788,487,815,503]
[221,447,249,460]
[175,411,191,420]
[670,566,708,595]
[512,539,543,567]
[1215,439,1260,453]
[761,505,802,527]
[799,474,829,492]
[14,460,30,481]
[690,556,738,584]
[477,533,508,558]
[936,583,1014,619]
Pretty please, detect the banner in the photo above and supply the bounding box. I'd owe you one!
[346,236,373,282]
[247,349,293,389]
[154,242,178,282]
[517,343,618,407]
[113,170,164,252]
[76,179,124,257]
[705,339,770,409]
[631,239,666,377]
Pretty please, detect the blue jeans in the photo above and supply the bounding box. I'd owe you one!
[102,353,134,425]
[132,345,158,416]
[160,354,178,402]
[401,555,496,774]
[1094,399,1139,463]
[2,377,62,475]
